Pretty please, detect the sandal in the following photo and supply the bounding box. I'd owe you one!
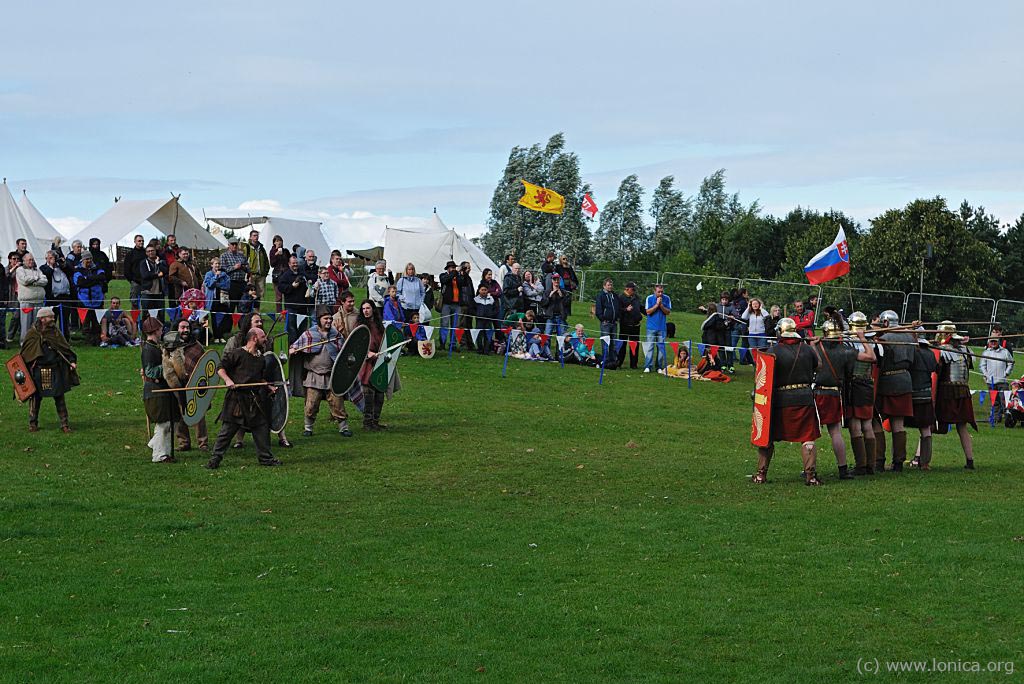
[752,472,767,484]
[805,476,824,486]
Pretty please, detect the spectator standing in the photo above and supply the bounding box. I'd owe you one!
[268,235,290,310]
[219,237,250,313]
[73,252,105,345]
[137,244,168,325]
[522,270,544,319]
[203,257,232,343]
[979,338,1015,423]
[643,283,672,373]
[732,288,750,365]
[473,283,498,354]
[327,253,351,293]
[541,272,569,349]
[541,251,556,278]
[791,300,815,338]
[161,234,180,267]
[437,260,462,347]
[87,238,112,294]
[123,234,147,310]
[168,247,201,303]
[497,254,515,288]
[765,304,782,339]
[16,253,48,342]
[277,255,309,343]
[367,260,391,311]
[742,298,770,353]
[594,278,619,366]
[395,262,424,323]
[241,229,271,309]
[616,281,643,369]
[555,255,578,315]
[41,250,73,336]
[502,263,524,314]
[311,266,339,310]
[4,253,22,344]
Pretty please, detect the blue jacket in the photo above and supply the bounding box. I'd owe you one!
[595,290,619,323]
[383,297,405,323]
[73,264,105,308]
[203,270,230,311]
[395,275,424,310]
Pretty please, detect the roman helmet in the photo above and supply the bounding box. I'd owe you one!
[848,311,868,331]
[935,320,957,344]
[821,319,842,339]
[879,310,900,328]
[776,317,800,339]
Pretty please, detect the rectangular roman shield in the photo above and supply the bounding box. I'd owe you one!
[750,349,775,447]
[6,354,36,402]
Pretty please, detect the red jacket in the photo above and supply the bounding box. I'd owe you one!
[793,310,815,337]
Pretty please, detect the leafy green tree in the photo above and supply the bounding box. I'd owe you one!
[777,208,861,283]
[690,169,761,274]
[594,175,647,268]
[1001,213,1024,301]
[649,176,692,262]
[858,197,1001,298]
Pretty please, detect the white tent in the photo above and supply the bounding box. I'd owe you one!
[71,196,222,250]
[384,213,498,277]
[15,189,57,254]
[0,180,49,255]
[206,216,332,260]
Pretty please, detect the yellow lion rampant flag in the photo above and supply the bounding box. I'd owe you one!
[518,180,565,215]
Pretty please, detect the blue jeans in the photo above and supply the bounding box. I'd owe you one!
[599,320,617,363]
[644,330,667,370]
[439,304,461,346]
[747,332,768,353]
[544,316,566,349]
[730,326,747,365]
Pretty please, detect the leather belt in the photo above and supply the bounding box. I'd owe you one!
[816,385,839,391]
[778,383,810,391]
[883,369,905,376]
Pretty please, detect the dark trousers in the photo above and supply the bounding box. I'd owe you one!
[210,420,274,465]
[210,302,231,339]
[228,280,246,312]
[361,384,385,427]
[29,394,69,427]
[617,322,641,369]
[141,294,166,324]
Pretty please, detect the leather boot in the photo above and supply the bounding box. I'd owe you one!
[874,432,887,472]
[851,435,868,474]
[801,444,822,485]
[891,431,907,471]
[862,436,876,474]
[754,447,773,483]
[919,436,933,470]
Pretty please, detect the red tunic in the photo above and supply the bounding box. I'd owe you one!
[773,405,821,443]
[815,395,843,425]
[877,393,913,418]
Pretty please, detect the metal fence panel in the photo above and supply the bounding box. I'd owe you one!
[903,293,996,339]
[740,278,822,323]
[578,270,659,301]
[660,273,742,314]
[994,299,1024,335]
[818,286,907,323]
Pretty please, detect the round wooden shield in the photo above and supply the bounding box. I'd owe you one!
[182,349,221,427]
[370,324,406,393]
[330,325,371,396]
[264,351,289,434]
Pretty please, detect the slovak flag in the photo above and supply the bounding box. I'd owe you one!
[804,228,850,285]
[581,193,599,219]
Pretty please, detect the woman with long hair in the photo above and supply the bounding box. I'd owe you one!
[742,297,769,352]
[268,235,290,310]
[357,300,391,431]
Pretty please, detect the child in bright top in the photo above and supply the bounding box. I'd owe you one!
[568,323,597,365]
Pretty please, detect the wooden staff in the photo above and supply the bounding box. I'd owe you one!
[289,338,341,355]
[149,381,284,394]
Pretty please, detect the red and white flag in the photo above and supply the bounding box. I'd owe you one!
[581,193,599,219]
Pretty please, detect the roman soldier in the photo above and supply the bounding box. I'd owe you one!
[289,306,350,437]
[205,327,282,469]
[141,315,179,463]
[873,310,916,471]
[163,318,209,451]
[19,306,77,432]
[844,311,880,475]
[753,317,823,486]
[934,321,977,469]
[907,329,939,470]
[814,319,875,480]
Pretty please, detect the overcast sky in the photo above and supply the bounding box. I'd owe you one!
[3,0,1022,247]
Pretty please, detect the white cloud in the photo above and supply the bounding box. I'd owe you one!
[49,216,89,238]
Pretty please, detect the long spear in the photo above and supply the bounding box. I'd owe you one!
[150,381,285,394]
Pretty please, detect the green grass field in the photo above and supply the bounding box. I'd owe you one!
[1,290,1022,682]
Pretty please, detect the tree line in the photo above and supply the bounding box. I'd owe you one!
[477,133,1024,302]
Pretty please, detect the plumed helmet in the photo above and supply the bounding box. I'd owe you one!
[848,311,868,331]
[879,310,900,328]
[821,319,842,339]
[777,317,800,338]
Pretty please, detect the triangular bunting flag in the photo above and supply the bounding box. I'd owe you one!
[670,342,680,357]
[148,308,160,319]
[509,329,522,342]
[709,345,719,357]
[296,314,308,328]
[555,334,567,348]
[21,306,33,314]
[697,343,706,356]
[539,334,549,346]
[195,310,209,321]
[424,325,435,339]
[231,313,242,326]
[615,340,625,353]
[266,311,277,323]
[501,326,512,336]
[990,390,998,406]
[409,323,419,338]
[583,338,595,351]
[181,307,192,319]
[628,340,638,355]
[130,309,141,322]
[76,307,88,323]
[95,308,108,323]
[383,319,394,328]
[600,334,610,344]
[454,328,465,343]
[469,328,481,344]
